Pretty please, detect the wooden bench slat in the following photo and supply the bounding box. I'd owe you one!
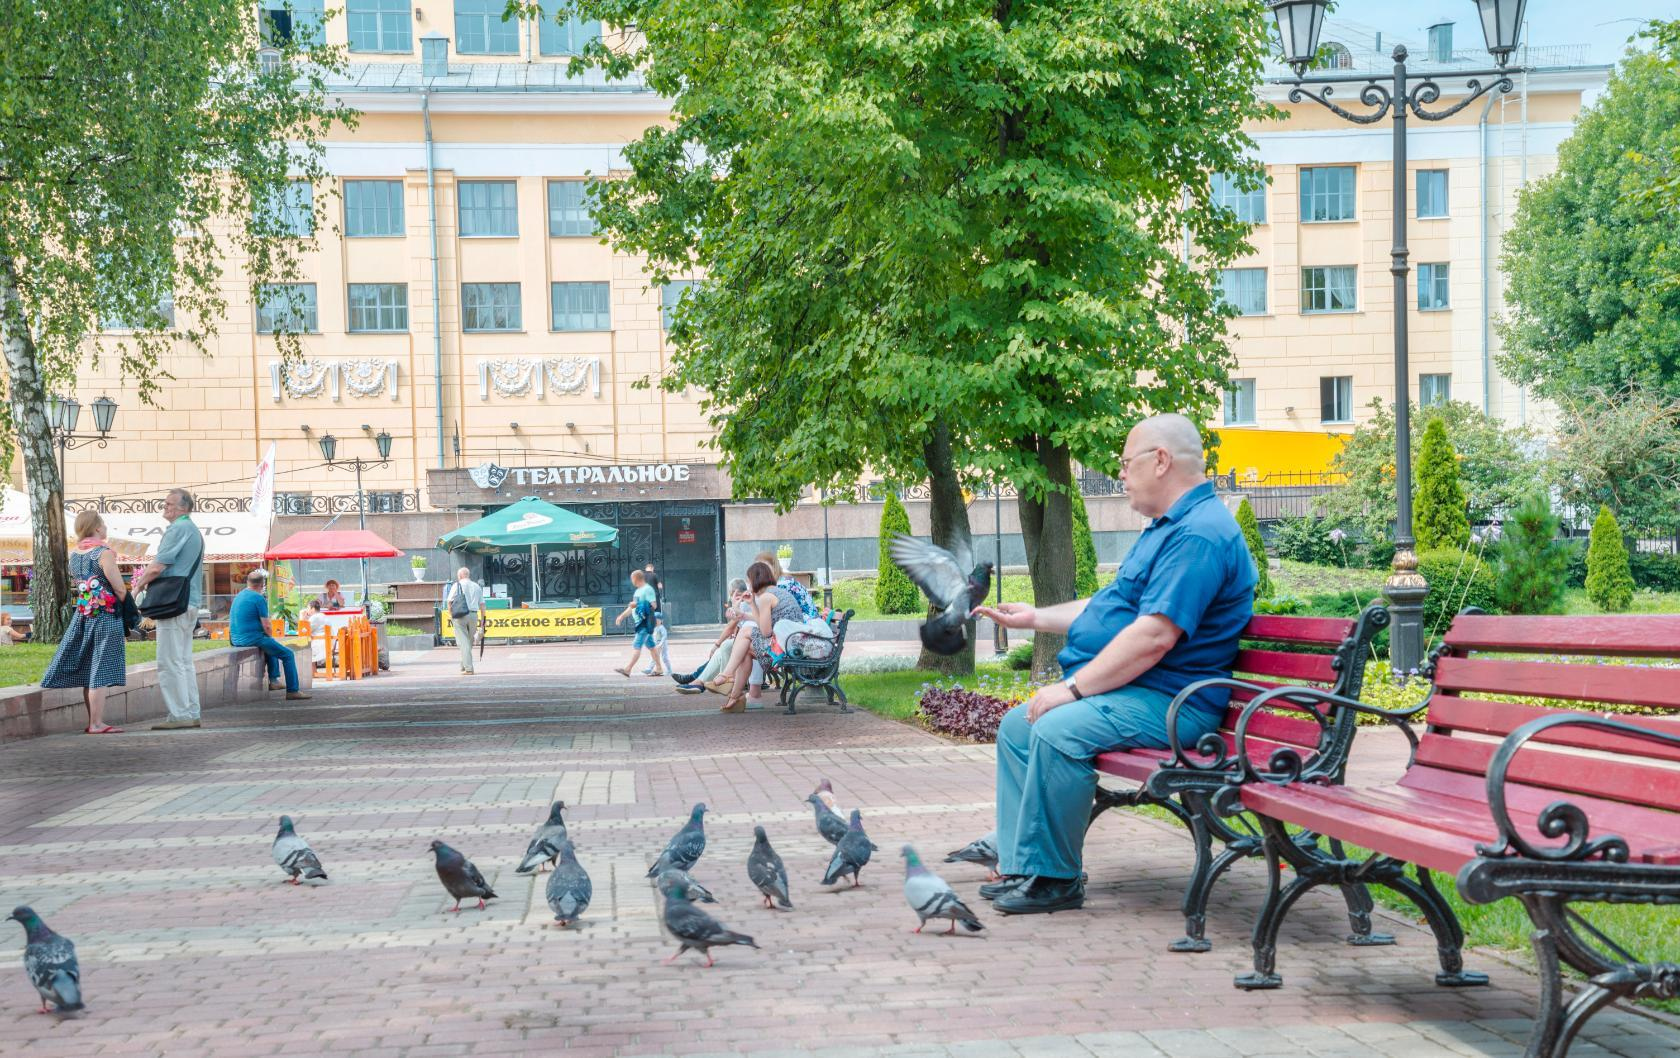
[1240,782,1479,874]
[1433,656,1680,711]
[1233,648,1340,685]
[1413,733,1680,812]
[1442,614,1680,657]
[1244,614,1357,645]
[1426,697,1680,764]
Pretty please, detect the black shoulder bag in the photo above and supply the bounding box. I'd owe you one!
[138,531,204,620]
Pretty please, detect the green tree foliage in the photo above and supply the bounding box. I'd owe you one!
[1319,399,1539,543]
[875,494,922,615]
[1234,497,1271,598]
[543,0,1276,674]
[1549,388,1680,535]
[1493,494,1569,615]
[1416,549,1498,639]
[1499,33,1680,401]
[1071,491,1099,598]
[1585,505,1635,612]
[0,1,351,637]
[1413,417,1470,551]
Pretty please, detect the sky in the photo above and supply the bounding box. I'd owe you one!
[1326,0,1674,66]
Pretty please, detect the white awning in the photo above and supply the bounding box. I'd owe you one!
[104,513,272,564]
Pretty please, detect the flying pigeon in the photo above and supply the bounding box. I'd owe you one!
[903,846,985,935]
[811,778,840,814]
[746,825,793,910]
[7,907,82,1015]
[944,831,1001,881]
[821,809,876,888]
[429,840,497,912]
[544,840,592,927]
[516,801,569,874]
[271,815,328,885]
[806,793,849,846]
[660,879,758,967]
[888,533,994,656]
[647,803,707,878]
[656,868,716,904]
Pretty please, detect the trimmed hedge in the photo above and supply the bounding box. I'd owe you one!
[1417,548,1499,634]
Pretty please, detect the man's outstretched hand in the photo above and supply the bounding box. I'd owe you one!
[972,602,1036,630]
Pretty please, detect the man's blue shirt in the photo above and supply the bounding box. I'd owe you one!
[1057,481,1256,714]
[229,588,270,647]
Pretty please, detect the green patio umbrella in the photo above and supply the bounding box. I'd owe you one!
[437,497,618,604]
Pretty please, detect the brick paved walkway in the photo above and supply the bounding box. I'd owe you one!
[2,641,1676,1057]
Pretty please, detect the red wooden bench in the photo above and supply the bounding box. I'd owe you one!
[1226,613,1680,1058]
[1090,606,1390,953]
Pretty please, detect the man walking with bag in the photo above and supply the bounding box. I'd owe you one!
[133,489,205,730]
[445,567,482,675]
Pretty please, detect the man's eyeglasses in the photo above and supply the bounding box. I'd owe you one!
[1119,447,1163,473]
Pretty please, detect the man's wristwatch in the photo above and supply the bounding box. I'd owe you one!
[1062,675,1084,700]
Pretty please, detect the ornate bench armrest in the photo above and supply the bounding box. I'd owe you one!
[1476,714,1680,864]
[1231,683,1427,786]
[1162,678,1283,771]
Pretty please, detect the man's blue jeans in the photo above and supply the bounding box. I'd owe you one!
[995,685,1223,880]
[249,636,299,694]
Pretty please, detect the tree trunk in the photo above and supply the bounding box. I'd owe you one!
[916,422,976,676]
[0,256,71,642]
[1017,436,1075,677]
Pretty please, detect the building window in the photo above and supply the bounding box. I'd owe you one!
[539,4,601,55]
[1420,373,1452,407]
[1417,263,1451,310]
[260,0,325,46]
[1224,379,1257,425]
[344,180,405,237]
[660,280,698,331]
[347,0,411,52]
[546,180,596,236]
[1320,41,1355,69]
[550,282,611,332]
[254,181,313,237]
[256,284,319,334]
[276,492,314,515]
[1299,166,1356,222]
[455,0,520,54]
[1417,169,1449,218]
[1321,376,1353,424]
[103,291,175,332]
[1219,268,1267,316]
[1301,266,1357,313]
[347,283,409,333]
[462,283,521,332]
[1211,172,1266,224]
[458,180,518,237]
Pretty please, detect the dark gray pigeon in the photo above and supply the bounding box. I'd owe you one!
[271,815,328,884]
[903,845,985,935]
[7,907,82,1015]
[944,830,1001,881]
[888,533,994,656]
[656,868,716,904]
[806,793,849,846]
[429,840,497,912]
[660,879,757,966]
[746,825,792,910]
[516,801,569,874]
[544,840,592,927]
[647,803,707,878]
[821,809,875,888]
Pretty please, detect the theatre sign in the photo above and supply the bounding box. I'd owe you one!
[432,461,732,507]
[504,463,692,486]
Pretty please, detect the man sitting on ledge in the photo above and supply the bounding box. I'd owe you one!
[975,413,1256,915]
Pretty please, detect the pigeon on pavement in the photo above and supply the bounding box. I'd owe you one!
[7,907,83,1015]
[271,815,328,884]
[429,840,497,912]
[746,825,793,910]
[944,831,1001,881]
[887,533,994,656]
[516,801,569,874]
[544,840,592,927]
[821,809,876,888]
[903,846,985,935]
[660,879,758,967]
[647,803,707,878]
[811,778,840,814]
[806,793,849,846]
[656,868,716,904]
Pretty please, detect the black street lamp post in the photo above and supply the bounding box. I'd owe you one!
[320,427,394,606]
[1267,0,1526,672]
[46,393,119,489]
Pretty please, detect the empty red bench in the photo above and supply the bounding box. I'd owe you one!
[1228,613,1680,1058]
[1090,607,1390,952]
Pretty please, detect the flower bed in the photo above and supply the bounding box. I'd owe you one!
[915,671,1041,741]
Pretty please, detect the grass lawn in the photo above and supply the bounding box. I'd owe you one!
[843,661,1036,723]
[0,639,226,689]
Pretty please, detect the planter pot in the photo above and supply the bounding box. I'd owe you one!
[411,568,427,582]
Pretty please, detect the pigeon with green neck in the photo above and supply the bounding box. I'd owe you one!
[821,809,876,888]
[271,815,328,884]
[647,803,707,877]
[516,801,569,874]
[660,879,757,967]
[902,846,985,935]
[7,907,83,1015]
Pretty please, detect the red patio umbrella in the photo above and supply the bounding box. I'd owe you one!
[264,529,403,560]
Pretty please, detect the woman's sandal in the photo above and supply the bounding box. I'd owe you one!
[612,667,631,678]
[84,725,124,735]
[719,693,747,713]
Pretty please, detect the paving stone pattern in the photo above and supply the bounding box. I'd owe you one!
[1,641,1676,1057]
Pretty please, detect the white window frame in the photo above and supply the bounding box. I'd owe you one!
[1299,166,1357,223]
[1219,268,1267,316]
[344,180,405,238]
[462,283,522,332]
[1301,266,1357,314]
[1224,378,1257,425]
[1211,172,1266,224]
[1416,170,1449,219]
[550,282,612,332]
[458,180,519,238]
[346,0,411,52]
[347,283,409,333]
[256,283,319,334]
[1320,376,1354,424]
[1417,263,1451,311]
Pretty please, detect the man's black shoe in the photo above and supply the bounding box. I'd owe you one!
[994,876,1084,915]
[978,875,1028,901]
